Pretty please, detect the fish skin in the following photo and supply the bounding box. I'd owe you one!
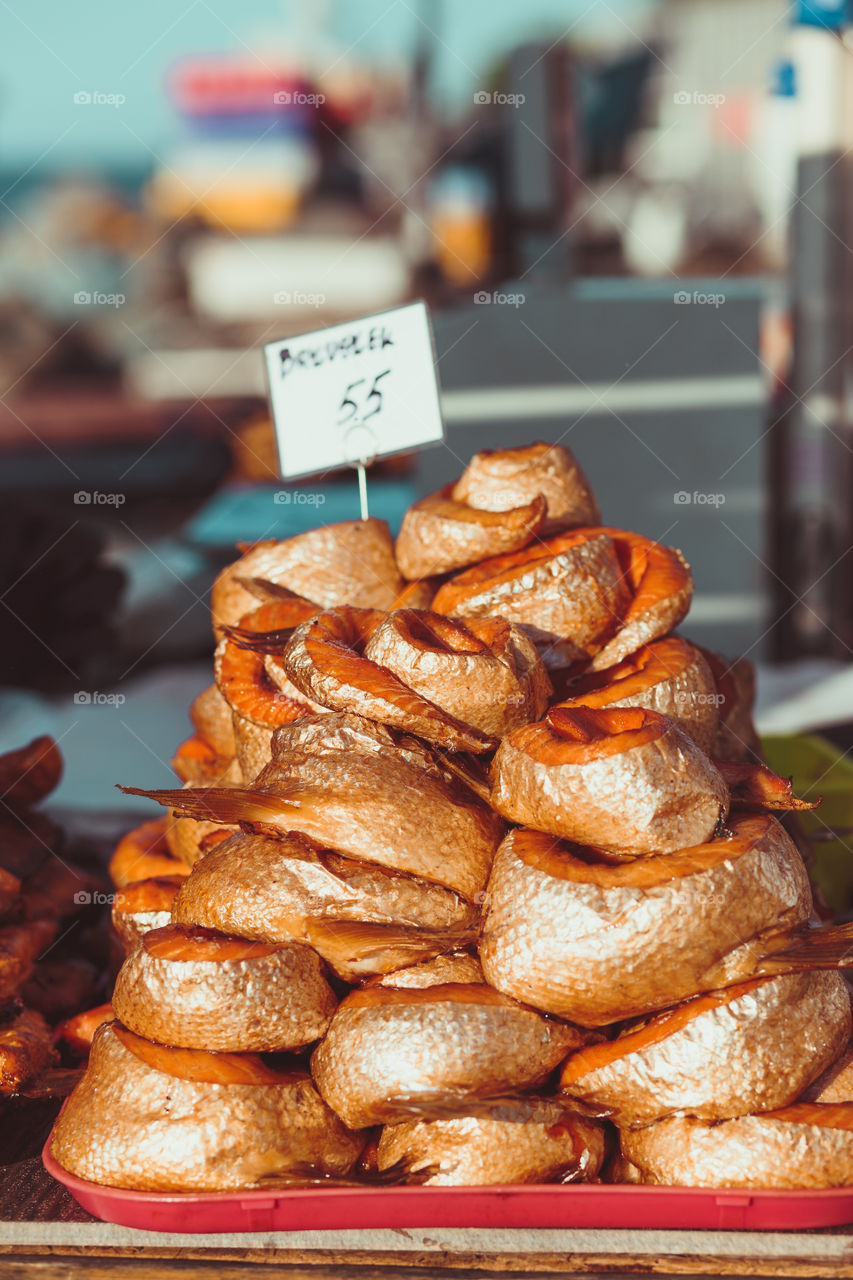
[0,1008,54,1095]
[803,1046,853,1103]
[282,609,495,753]
[395,485,546,580]
[587,530,693,672]
[374,952,485,989]
[363,612,551,740]
[189,683,236,757]
[171,832,477,943]
[490,716,729,856]
[621,1109,853,1189]
[311,984,588,1130]
[112,929,336,1052]
[111,877,183,952]
[478,817,812,1026]
[108,818,189,889]
[51,1022,364,1191]
[560,971,851,1126]
[451,442,600,527]
[253,713,504,899]
[377,1097,606,1186]
[431,532,630,669]
[558,638,720,755]
[210,519,404,638]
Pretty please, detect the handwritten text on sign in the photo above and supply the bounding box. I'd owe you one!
[264,301,444,480]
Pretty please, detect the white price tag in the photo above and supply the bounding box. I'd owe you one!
[264,300,444,480]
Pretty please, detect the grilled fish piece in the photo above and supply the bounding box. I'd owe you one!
[0,920,58,1001]
[0,736,62,811]
[108,818,190,889]
[51,1022,364,1191]
[56,1003,114,1056]
[377,1095,606,1186]
[123,713,505,900]
[111,923,336,1052]
[490,706,729,856]
[560,971,850,1126]
[395,486,546,580]
[170,734,239,786]
[478,817,813,1026]
[189,682,236,757]
[0,1007,54,1094]
[111,877,185,951]
[586,528,693,671]
[432,530,630,669]
[277,607,495,753]
[363,611,551,739]
[171,832,476,943]
[621,1103,853,1189]
[311,983,587,1129]
[557,637,719,754]
[211,519,404,637]
[165,805,236,868]
[451,442,600,531]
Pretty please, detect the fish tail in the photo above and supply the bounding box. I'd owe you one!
[235,576,305,605]
[117,785,301,825]
[431,749,493,803]
[718,761,820,812]
[758,921,853,973]
[223,626,295,653]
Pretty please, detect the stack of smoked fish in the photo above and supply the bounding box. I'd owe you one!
[0,736,107,1100]
[51,443,853,1193]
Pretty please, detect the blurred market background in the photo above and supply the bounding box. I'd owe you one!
[2,0,853,888]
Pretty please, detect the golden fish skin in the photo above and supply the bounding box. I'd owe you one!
[210,518,403,637]
[375,952,485,989]
[559,639,720,755]
[311,985,587,1129]
[478,818,812,1026]
[377,1098,606,1185]
[111,879,182,953]
[253,713,505,899]
[190,683,236,757]
[166,797,238,867]
[802,1045,853,1103]
[490,718,729,856]
[561,971,851,1126]
[112,932,336,1052]
[621,1111,853,1189]
[363,613,551,739]
[395,487,546,580]
[452,442,600,527]
[432,533,630,669]
[51,1023,363,1191]
[172,832,476,941]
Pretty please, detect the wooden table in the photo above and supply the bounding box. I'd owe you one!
[4,1107,853,1279]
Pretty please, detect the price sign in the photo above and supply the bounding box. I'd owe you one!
[263,300,444,480]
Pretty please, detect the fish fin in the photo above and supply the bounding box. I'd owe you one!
[117,785,304,825]
[224,625,296,652]
[757,921,853,973]
[430,748,493,803]
[235,577,306,605]
[18,1066,83,1099]
[305,919,476,977]
[256,1156,436,1187]
[717,761,820,812]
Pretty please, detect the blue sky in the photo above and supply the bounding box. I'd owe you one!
[0,0,654,169]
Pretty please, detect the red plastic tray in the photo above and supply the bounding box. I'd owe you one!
[42,1136,853,1233]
